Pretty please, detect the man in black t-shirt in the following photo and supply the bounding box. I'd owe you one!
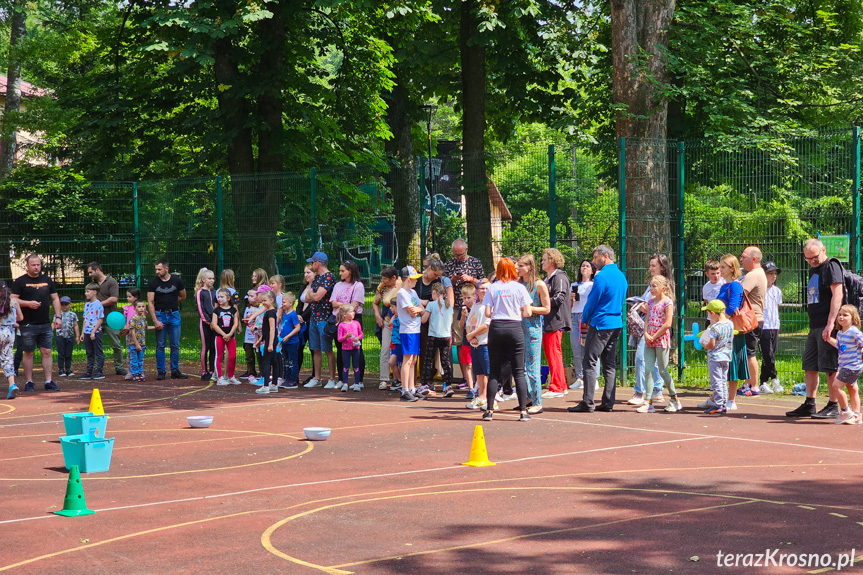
[787,238,844,419]
[147,259,188,380]
[10,254,63,392]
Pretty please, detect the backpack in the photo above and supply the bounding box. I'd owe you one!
[828,258,863,316]
[626,303,644,340]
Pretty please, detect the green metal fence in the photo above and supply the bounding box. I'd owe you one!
[0,129,860,385]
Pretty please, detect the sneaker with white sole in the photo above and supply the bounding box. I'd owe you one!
[216,377,230,386]
[324,380,338,389]
[651,393,665,404]
[350,383,361,392]
[758,383,774,394]
[542,390,564,399]
[466,398,482,410]
[248,376,259,386]
[124,372,134,380]
[268,384,279,393]
[416,385,431,396]
[771,378,783,393]
[627,393,645,406]
[835,410,856,424]
[726,402,738,411]
[495,390,504,402]
[501,392,517,401]
[636,403,655,413]
[341,383,348,392]
[443,386,455,398]
[255,386,270,394]
[569,378,584,390]
[664,399,683,412]
[379,380,389,390]
[304,378,322,388]
[229,377,242,385]
[277,378,285,386]
[697,398,718,409]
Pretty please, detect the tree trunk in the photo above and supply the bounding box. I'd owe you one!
[0,0,27,178]
[384,71,420,268]
[460,0,494,272]
[611,0,675,269]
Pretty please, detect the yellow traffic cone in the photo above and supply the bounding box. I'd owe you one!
[89,389,104,416]
[55,465,95,517]
[462,424,496,467]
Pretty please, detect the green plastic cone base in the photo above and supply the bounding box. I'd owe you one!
[55,465,95,517]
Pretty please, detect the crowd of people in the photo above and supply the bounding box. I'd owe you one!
[1,237,858,425]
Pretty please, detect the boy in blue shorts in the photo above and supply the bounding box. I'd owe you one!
[397,266,424,402]
[387,300,403,391]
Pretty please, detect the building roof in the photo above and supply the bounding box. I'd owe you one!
[0,75,49,98]
[487,177,513,221]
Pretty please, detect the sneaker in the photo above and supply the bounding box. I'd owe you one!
[856,413,863,425]
[519,412,531,422]
[664,400,682,413]
[736,385,750,396]
[66,371,75,377]
[466,398,482,410]
[466,389,476,400]
[240,372,251,379]
[284,382,298,389]
[44,381,60,391]
[6,384,18,399]
[744,386,760,396]
[341,383,348,392]
[116,368,127,376]
[771,378,783,393]
[443,387,455,398]
[350,383,361,392]
[229,377,242,385]
[211,372,219,382]
[248,376,259,386]
[705,406,727,415]
[379,380,389,390]
[269,384,279,393]
[696,398,718,409]
[836,409,856,425]
[400,390,419,402]
[255,385,270,394]
[457,382,469,389]
[124,372,134,380]
[91,374,105,380]
[542,390,564,399]
[492,401,500,411]
[78,374,92,380]
[651,393,665,404]
[58,371,66,377]
[627,393,645,406]
[324,380,338,389]
[495,390,504,402]
[201,372,211,381]
[482,410,493,421]
[388,381,403,392]
[171,371,189,380]
[277,378,285,386]
[726,402,738,411]
[216,377,230,386]
[811,401,840,420]
[304,378,322,388]
[635,403,655,413]
[23,381,34,392]
[758,383,774,395]
[156,372,166,381]
[416,385,431,397]
[501,392,517,402]
[569,378,584,390]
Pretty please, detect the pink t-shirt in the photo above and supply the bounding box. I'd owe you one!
[122,304,136,329]
[329,281,365,317]
[337,320,364,350]
[646,296,672,348]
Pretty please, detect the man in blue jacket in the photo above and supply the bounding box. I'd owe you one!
[569,245,628,413]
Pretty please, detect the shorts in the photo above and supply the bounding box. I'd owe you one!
[837,368,861,386]
[308,320,333,353]
[470,344,489,376]
[743,322,763,358]
[401,332,420,356]
[391,343,403,367]
[20,323,53,352]
[451,309,464,347]
[802,329,839,373]
[459,344,472,366]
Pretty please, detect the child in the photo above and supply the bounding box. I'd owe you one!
[700,299,735,414]
[242,289,258,380]
[397,266,424,402]
[279,292,301,388]
[826,305,863,424]
[220,268,239,306]
[337,305,364,391]
[636,275,682,413]
[128,300,150,382]
[702,260,725,304]
[458,284,477,399]
[255,291,279,394]
[2,282,23,399]
[465,279,492,410]
[194,267,217,381]
[268,275,285,384]
[421,282,454,397]
[386,299,403,391]
[120,288,141,380]
[212,288,240,386]
[759,262,783,394]
[56,296,79,377]
[78,283,105,380]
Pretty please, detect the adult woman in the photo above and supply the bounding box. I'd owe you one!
[628,254,674,406]
[372,266,401,389]
[516,255,550,414]
[296,265,315,383]
[540,248,572,398]
[415,258,454,386]
[482,258,533,422]
[716,254,749,412]
[329,261,365,390]
[569,259,596,389]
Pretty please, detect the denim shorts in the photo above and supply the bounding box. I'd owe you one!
[20,323,53,352]
[471,344,490,376]
[308,320,333,353]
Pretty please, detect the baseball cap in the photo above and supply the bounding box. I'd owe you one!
[256,285,272,294]
[400,266,422,279]
[763,261,781,275]
[306,251,328,263]
[60,296,72,304]
[701,299,726,313]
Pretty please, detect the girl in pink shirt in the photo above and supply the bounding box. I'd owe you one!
[337,307,364,391]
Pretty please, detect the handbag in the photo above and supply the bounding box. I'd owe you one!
[323,314,338,337]
[731,292,758,334]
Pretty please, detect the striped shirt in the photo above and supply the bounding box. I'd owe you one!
[836,327,863,371]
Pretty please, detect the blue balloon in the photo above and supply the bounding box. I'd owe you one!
[683,322,703,350]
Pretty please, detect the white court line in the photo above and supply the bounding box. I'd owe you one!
[0,436,708,526]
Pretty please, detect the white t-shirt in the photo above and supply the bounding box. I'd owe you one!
[465,304,491,345]
[482,280,531,321]
[570,281,593,314]
[763,284,782,330]
[396,288,422,334]
[702,278,726,302]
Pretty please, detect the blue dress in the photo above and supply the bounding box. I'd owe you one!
[520,280,544,407]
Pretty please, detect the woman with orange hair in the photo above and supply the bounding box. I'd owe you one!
[480,258,534,422]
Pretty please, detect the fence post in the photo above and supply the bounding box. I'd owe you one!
[548,144,557,247]
[853,127,861,273]
[216,176,224,274]
[310,168,318,249]
[676,142,685,380]
[133,182,141,288]
[418,156,427,262]
[617,137,627,386]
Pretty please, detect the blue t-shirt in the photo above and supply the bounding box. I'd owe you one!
[390,315,401,345]
[279,310,301,344]
[426,299,454,338]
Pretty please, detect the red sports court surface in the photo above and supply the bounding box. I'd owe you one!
[2,377,862,574]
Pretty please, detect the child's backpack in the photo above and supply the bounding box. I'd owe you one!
[828,258,863,316]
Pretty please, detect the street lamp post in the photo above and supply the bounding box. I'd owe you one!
[420,104,437,253]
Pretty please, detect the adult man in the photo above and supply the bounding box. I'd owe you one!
[739,246,767,393]
[540,248,571,398]
[568,245,628,413]
[147,259,188,380]
[11,254,63,392]
[88,262,126,376]
[444,238,484,362]
[302,252,338,388]
[787,238,843,418]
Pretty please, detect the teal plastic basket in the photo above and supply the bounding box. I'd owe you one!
[62,412,108,439]
[60,434,115,473]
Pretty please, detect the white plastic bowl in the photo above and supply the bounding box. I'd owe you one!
[303,427,331,441]
[187,415,213,428]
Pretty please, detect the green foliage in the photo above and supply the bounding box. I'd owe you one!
[432,208,466,257]
[500,208,575,269]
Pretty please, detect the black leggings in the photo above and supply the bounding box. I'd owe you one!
[486,320,528,411]
[199,320,216,375]
[422,336,453,385]
[259,349,277,387]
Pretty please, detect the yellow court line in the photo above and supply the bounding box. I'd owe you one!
[0,428,312,480]
[0,404,15,416]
